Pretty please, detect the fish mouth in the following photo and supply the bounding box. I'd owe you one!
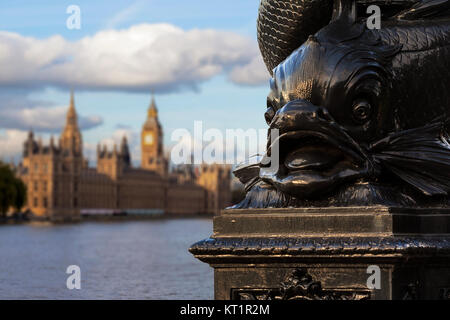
[234,95,450,204]
[259,100,372,198]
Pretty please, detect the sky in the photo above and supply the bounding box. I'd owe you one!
[0,0,271,166]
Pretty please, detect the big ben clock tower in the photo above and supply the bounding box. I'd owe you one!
[141,94,167,176]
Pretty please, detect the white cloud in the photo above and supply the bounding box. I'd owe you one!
[85,127,140,165]
[0,130,28,161]
[0,103,103,132]
[229,55,270,86]
[99,127,137,149]
[0,23,269,92]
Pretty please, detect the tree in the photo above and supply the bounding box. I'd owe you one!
[13,178,27,212]
[0,162,26,218]
[0,163,16,218]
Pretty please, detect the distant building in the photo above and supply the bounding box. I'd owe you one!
[16,92,231,220]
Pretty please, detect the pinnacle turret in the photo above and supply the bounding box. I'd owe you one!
[148,93,158,118]
[61,90,83,156]
[120,135,131,166]
[144,93,161,130]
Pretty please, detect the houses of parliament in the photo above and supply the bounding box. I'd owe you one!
[16,92,231,220]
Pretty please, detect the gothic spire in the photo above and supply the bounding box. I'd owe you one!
[66,88,78,127]
[120,135,131,166]
[120,135,128,149]
[143,92,161,131]
[148,92,158,118]
[61,89,82,155]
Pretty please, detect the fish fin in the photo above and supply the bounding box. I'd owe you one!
[378,159,450,196]
[371,118,450,196]
[395,0,450,20]
[389,167,448,196]
[233,155,262,190]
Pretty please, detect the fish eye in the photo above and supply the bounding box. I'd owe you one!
[352,99,372,124]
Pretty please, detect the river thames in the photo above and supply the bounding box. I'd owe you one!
[0,218,213,299]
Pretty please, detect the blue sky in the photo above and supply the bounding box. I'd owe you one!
[0,1,270,164]
[0,1,260,39]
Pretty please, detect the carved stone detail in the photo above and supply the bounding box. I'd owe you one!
[439,288,450,300]
[402,282,419,300]
[232,268,370,300]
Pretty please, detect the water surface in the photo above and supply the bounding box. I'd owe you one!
[0,218,213,299]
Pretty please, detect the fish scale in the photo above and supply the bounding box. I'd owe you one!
[375,19,450,128]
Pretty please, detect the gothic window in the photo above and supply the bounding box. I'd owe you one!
[43,181,47,192]
[43,197,48,208]
[33,181,38,192]
[33,197,38,207]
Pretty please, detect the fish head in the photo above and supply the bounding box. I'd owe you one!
[261,23,399,198]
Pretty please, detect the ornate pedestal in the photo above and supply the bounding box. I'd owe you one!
[190,207,450,300]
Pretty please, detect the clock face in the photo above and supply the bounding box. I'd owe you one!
[144,133,154,145]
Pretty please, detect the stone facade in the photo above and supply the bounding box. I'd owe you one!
[17,92,231,220]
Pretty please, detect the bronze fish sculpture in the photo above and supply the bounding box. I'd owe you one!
[233,0,450,208]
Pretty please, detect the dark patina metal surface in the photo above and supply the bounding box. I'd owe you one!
[235,0,450,208]
[190,207,450,299]
[190,0,450,300]
[190,236,450,262]
[190,207,450,263]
